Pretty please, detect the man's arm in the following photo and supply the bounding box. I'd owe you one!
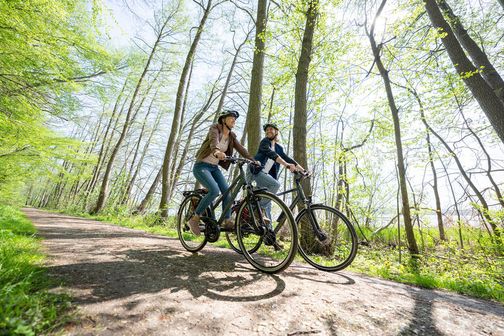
[277,144,304,171]
[259,138,279,160]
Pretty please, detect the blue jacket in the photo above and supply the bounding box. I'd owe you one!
[254,137,298,179]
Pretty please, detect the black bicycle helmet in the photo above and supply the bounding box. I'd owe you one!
[263,123,279,131]
[218,110,240,123]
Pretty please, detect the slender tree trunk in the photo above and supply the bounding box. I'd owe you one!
[293,0,321,255]
[426,128,445,240]
[120,96,157,205]
[452,90,504,209]
[366,0,419,255]
[92,18,167,214]
[137,168,162,213]
[214,29,252,122]
[439,155,464,248]
[160,0,213,217]
[424,0,504,143]
[123,99,163,207]
[293,0,318,197]
[438,0,504,104]
[415,93,501,240]
[245,0,268,154]
[83,79,128,207]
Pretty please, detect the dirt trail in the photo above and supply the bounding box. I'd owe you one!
[23,208,504,336]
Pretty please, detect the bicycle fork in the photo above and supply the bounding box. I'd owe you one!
[305,206,328,242]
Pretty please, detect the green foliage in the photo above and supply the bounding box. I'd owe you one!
[0,205,71,335]
[0,0,117,204]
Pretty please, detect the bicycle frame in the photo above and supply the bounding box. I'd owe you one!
[275,173,327,241]
[203,159,264,229]
[207,166,248,225]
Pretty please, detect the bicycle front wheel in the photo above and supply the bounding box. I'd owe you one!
[236,191,298,274]
[177,194,207,252]
[297,205,357,272]
[225,228,262,255]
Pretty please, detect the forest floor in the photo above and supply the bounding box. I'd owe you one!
[23,208,504,336]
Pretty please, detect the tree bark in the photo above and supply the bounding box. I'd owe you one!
[366,0,419,255]
[424,0,504,143]
[438,0,504,104]
[415,92,501,240]
[160,0,213,217]
[293,0,318,197]
[245,0,268,154]
[83,78,128,207]
[92,15,168,213]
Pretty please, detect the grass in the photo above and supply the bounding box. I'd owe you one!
[0,205,71,335]
[57,207,504,303]
[349,226,504,302]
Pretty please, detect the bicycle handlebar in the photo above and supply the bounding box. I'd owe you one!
[224,156,260,166]
[294,170,312,179]
[226,156,312,178]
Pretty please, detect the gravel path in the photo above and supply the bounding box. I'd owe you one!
[23,208,504,336]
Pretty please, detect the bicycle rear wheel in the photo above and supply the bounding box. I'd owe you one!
[225,205,262,255]
[297,205,357,271]
[236,191,297,274]
[177,194,207,252]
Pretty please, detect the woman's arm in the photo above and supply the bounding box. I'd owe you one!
[233,137,254,160]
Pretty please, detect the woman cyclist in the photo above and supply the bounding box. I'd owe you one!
[187,110,256,236]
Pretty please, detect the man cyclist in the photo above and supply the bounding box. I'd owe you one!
[249,122,305,221]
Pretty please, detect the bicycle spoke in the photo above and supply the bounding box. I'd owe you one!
[237,191,298,273]
[177,195,207,252]
[297,205,357,271]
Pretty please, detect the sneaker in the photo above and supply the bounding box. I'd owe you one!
[187,215,201,236]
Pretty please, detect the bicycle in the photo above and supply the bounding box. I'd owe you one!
[275,170,358,272]
[177,157,298,274]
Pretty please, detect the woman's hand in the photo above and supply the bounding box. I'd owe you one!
[214,150,226,160]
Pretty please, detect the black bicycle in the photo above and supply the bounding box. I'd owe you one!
[177,157,298,274]
[275,170,358,272]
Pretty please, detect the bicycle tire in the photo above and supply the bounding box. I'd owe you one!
[177,194,207,252]
[236,190,298,274]
[296,204,357,272]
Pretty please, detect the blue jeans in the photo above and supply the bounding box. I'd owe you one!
[193,162,231,219]
[247,170,281,221]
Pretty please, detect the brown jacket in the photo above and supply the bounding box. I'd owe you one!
[195,124,254,170]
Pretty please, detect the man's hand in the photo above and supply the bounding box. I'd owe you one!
[286,163,296,172]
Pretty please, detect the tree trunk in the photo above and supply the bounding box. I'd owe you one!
[137,168,162,213]
[214,29,252,122]
[293,0,318,196]
[439,155,464,248]
[293,0,320,254]
[414,92,501,240]
[245,0,268,154]
[438,0,504,104]
[160,0,213,217]
[424,0,504,143]
[367,0,419,255]
[451,87,504,209]
[83,79,128,208]
[426,128,445,240]
[92,16,168,214]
